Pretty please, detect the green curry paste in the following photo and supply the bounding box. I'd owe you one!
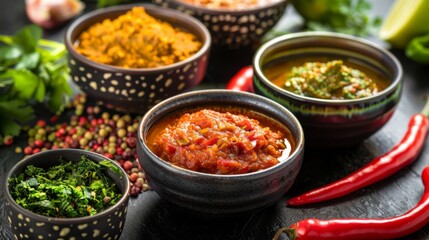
[284,60,379,100]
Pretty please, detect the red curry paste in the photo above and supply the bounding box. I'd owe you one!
[146,109,294,174]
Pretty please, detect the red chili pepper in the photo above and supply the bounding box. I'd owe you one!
[273,165,429,240]
[287,98,429,206]
[226,65,254,92]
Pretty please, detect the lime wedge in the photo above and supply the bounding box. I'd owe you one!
[379,0,429,49]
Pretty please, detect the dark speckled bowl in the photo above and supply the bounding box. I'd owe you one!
[136,89,304,215]
[4,149,130,240]
[65,4,211,113]
[152,0,288,48]
[253,32,403,148]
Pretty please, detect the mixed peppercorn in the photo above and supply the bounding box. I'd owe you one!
[19,94,149,197]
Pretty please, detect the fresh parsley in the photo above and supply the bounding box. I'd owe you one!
[297,0,382,37]
[0,25,72,142]
[9,155,122,218]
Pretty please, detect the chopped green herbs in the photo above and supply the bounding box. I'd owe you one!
[8,155,123,218]
[0,25,72,142]
[284,60,379,99]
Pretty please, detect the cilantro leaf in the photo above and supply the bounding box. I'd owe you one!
[0,25,72,140]
[8,69,41,100]
[13,25,42,53]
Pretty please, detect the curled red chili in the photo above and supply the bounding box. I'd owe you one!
[287,97,429,206]
[226,65,254,92]
[274,165,429,240]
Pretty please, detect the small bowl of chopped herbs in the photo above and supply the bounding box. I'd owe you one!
[253,31,403,148]
[3,148,130,240]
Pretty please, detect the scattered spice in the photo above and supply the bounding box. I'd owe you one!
[21,94,149,196]
[147,109,294,174]
[178,0,282,10]
[284,60,379,99]
[8,155,122,218]
[74,7,202,68]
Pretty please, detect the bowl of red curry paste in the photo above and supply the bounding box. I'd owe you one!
[136,89,304,215]
[253,32,403,148]
[65,4,211,113]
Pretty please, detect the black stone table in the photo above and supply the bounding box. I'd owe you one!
[2,1,429,239]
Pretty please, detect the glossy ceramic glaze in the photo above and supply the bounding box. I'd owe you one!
[65,4,211,113]
[151,0,288,48]
[136,89,304,215]
[4,149,130,240]
[253,32,403,148]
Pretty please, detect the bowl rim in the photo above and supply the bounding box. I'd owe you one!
[165,0,288,14]
[137,89,305,179]
[65,3,211,73]
[3,148,130,223]
[253,31,404,105]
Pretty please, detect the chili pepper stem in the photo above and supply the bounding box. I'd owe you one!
[272,226,296,240]
[421,96,429,117]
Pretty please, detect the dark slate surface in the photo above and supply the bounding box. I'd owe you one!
[2,1,429,239]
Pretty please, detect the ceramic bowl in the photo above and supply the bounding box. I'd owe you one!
[4,149,130,240]
[253,32,403,148]
[151,0,288,48]
[136,89,304,215]
[65,4,211,113]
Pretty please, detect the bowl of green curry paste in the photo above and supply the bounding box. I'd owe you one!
[253,32,403,148]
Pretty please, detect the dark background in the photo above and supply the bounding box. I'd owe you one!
[2,1,429,239]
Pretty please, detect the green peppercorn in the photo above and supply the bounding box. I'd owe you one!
[108,147,116,155]
[99,129,107,137]
[127,126,135,133]
[28,128,37,137]
[109,136,117,143]
[102,112,110,120]
[84,132,93,140]
[123,115,132,123]
[117,129,126,138]
[79,138,88,146]
[48,133,56,142]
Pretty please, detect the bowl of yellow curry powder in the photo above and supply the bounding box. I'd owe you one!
[253,32,403,148]
[65,4,211,113]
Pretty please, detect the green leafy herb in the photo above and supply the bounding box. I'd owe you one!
[0,25,72,142]
[100,160,124,178]
[292,0,381,37]
[9,155,122,218]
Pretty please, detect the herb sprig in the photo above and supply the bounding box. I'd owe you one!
[9,155,122,218]
[0,25,72,142]
[304,0,381,37]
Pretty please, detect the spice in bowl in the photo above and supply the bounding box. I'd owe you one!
[146,107,295,174]
[177,0,283,10]
[74,6,202,68]
[8,155,122,218]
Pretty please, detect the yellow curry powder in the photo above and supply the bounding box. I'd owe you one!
[74,7,202,68]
